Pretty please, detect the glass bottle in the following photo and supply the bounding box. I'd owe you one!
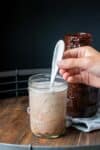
[64,32,98,117]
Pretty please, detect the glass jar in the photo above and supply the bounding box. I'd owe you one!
[28,73,67,138]
[64,32,98,117]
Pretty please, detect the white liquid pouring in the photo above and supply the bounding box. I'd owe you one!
[50,40,65,88]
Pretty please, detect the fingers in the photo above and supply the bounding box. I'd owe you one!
[62,72,70,80]
[63,49,79,58]
[67,74,100,88]
[67,75,82,83]
[63,46,86,58]
[58,58,89,70]
[60,69,88,84]
[59,69,66,75]
[66,71,88,84]
[59,69,70,80]
[64,46,99,58]
[59,68,80,80]
[59,69,100,88]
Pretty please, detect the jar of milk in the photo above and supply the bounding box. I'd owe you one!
[28,73,67,138]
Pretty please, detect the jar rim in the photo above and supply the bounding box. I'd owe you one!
[28,73,67,91]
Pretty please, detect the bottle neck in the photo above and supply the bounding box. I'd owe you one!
[64,33,92,50]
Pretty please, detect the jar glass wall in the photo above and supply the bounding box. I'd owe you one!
[28,73,67,138]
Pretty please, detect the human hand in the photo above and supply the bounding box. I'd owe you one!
[58,46,100,88]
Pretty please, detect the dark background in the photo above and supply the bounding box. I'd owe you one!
[1,0,100,71]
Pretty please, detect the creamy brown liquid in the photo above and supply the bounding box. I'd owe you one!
[29,82,67,136]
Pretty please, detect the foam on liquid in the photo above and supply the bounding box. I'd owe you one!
[29,81,67,93]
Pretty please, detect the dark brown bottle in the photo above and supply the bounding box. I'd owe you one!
[64,32,98,117]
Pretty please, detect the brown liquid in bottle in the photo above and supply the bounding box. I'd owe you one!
[64,33,98,117]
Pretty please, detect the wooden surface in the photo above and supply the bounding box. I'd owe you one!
[0,96,100,146]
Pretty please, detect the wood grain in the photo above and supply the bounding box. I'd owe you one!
[0,96,100,146]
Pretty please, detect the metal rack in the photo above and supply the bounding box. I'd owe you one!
[0,69,50,99]
[0,68,99,100]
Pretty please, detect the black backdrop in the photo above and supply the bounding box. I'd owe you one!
[1,0,100,71]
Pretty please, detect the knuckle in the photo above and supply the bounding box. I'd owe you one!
[84,46,92,50]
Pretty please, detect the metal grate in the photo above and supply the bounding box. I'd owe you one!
[0,69,50,99]
[0,68,100,99]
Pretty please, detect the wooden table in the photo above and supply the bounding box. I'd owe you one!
[0,96,100,147]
